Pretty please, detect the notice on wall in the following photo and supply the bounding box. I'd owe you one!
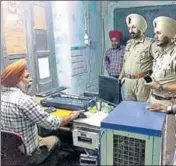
[33,5,47,30]
[4,27,27,55]
[38,57,50,79]
[71,46,87,76]
[2,1,27,55]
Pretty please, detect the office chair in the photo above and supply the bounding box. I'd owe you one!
[1,130,27,166]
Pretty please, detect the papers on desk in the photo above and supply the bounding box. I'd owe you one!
[73,111,109,127]
[51,109,72,117]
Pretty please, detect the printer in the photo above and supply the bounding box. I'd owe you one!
[72,111,108,150]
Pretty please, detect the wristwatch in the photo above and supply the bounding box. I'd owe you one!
[167,105,174,114]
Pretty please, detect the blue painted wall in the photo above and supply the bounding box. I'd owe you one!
[52,1,102,94]
[71,1,102,94]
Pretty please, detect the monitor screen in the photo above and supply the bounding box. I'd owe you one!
[99,75,121,105]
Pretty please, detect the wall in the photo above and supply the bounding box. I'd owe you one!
[71,1,102,94]
[1,1,58,94]
[102,1,176,74]
[52,1,102,94]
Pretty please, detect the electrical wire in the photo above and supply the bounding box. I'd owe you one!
[101,18,106,75]
[85,46,92,91]
[83,2,92,91]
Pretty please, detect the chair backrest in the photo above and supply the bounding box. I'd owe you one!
[1,130,27,166]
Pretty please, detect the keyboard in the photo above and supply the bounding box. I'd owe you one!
[36,86,67,97]
[40,96,96,110]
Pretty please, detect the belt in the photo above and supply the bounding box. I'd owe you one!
[125,71,150,79]
[152,93,176,100]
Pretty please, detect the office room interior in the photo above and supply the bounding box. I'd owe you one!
[1,1,176,166]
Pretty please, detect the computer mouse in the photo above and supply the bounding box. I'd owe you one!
[45,107,56,113]
[78,113,87,119]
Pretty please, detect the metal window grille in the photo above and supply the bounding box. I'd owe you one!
[113,135,145,165]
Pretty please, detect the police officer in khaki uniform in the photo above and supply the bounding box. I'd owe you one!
[145,16,176,165]
[147,104,176,166]
[146,83,176,113]
[147,102,176,165]
[119,14,153,102]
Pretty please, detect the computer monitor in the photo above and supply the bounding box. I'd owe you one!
[99,75,121,105]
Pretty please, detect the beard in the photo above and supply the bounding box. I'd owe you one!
[112,44,120,49]
[130,32,137,38]
[17,81,32,94]
[130,30,141,39]
[155,36,170,47]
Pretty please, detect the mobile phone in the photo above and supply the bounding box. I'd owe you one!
[144,75,153,83]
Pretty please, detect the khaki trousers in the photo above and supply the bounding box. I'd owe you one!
[27,136,60,165]
[124,77,151,102]
[171,150,176,165]
[150,95,176,165]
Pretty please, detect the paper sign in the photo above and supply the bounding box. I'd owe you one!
[4,27,27,55]
[33,5,47,30]
[2,1,27,55]
[38,57,50,79]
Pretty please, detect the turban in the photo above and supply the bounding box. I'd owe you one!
[153,16,176,39]
[126,14,147,33]
[109,30,123,40]
[1,59,27,87]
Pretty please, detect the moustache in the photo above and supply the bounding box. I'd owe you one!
[112,44,120,48]
[154,39,159,41]
[25,82,33,94]
[27,81,32,88]
[130,32,136,35]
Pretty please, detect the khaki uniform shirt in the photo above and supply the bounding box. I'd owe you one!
[173,104,176,113]
[151,42,176,98]
[124,36,153,74]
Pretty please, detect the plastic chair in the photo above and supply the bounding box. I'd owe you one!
[1,130,27,166]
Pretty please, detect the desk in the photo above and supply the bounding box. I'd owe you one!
[34,96,114,151]
[34,96,114,132]
[34,96,73,131]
